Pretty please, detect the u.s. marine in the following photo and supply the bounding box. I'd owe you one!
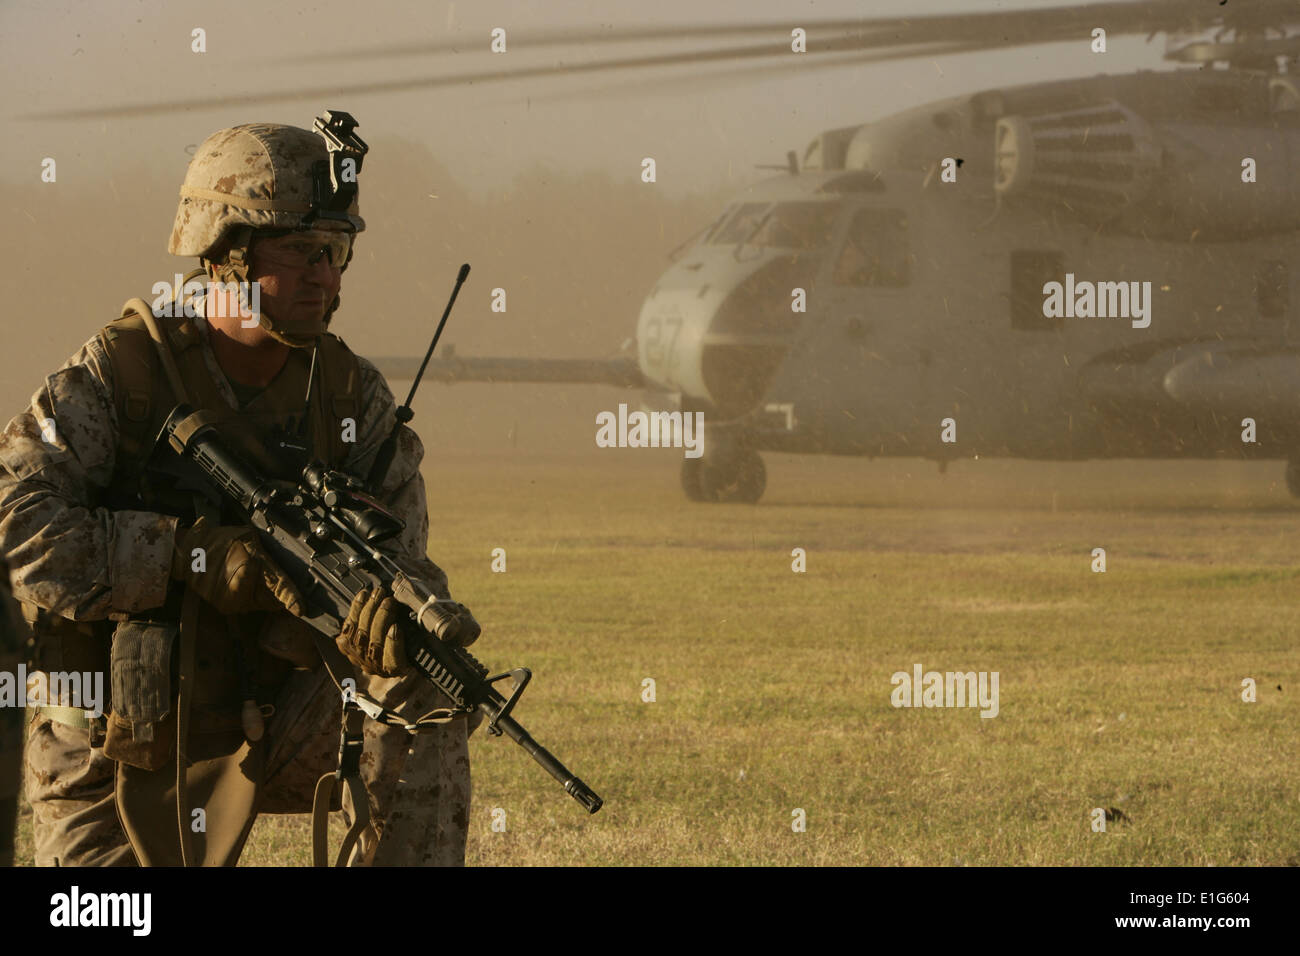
[0,115,479,866]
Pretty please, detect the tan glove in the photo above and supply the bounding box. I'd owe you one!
[336,587,481,676]
[337,586,409,677]
[171,517,303,616]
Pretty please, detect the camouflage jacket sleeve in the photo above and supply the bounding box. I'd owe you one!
[341,355,453,602]
[0,336,179,620]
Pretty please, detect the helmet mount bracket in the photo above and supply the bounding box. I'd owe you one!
[307,110,368,227]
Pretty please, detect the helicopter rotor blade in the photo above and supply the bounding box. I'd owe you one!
[515,42,984,106]
[281,0,1299,63]
[25,0,1300,121]
[22,33,976,120]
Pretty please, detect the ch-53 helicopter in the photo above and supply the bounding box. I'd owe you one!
[38,1,1300,503]
[370,0,1300,503]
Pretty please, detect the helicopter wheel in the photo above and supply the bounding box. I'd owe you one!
[684,446,766,504]
[1286,458,1300,498]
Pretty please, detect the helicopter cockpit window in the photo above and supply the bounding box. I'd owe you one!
[832,208,911,287]
[698,207,733,244]
[751,202,840,249]
[711,203,771,245]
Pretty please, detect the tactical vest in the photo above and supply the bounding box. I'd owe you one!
[28,305,362,754]
[102,309,361,514]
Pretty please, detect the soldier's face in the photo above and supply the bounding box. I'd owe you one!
[247,229,348,331]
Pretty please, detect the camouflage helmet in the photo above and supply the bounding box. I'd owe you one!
[168,122,365,259]
[168,117,368,346]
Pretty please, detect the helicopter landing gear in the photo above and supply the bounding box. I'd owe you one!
[1286,458,1300,498]
[681,445,766,503]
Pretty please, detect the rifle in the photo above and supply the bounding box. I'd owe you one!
[158,404,604,817]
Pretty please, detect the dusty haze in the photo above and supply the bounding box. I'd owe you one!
[0,1,1233,472]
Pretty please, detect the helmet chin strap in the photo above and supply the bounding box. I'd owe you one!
[258,313,326,349]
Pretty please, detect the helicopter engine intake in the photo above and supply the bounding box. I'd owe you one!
[994,101,1160,220]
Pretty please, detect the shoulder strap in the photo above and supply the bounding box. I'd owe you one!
[121,298,194,407]
[101,310,163,471]
[102,301,209,494]
[313,332,361,467]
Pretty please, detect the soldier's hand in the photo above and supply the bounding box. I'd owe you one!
[171,518,303,616]
[337,586,409,677]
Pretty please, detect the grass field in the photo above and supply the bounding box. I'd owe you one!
[14,453,1300,865]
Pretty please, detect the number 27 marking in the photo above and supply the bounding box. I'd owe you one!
[646,316,683,373]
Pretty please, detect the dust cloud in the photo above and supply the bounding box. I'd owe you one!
[0,141,727,455]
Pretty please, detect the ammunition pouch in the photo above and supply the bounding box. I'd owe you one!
[103,619,178,771]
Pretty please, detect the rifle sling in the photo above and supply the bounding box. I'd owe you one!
[306,630,464,866]
[309,635,370,867]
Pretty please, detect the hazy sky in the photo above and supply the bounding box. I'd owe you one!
[0,0,1192,447]
[2,0,1163,199]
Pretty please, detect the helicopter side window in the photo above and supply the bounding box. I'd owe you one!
[698,206,734,245]
[832,208,911,287]
[710,203,771,245]
[752,202,840,249]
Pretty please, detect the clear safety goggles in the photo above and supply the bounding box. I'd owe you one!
[252,228,355,269]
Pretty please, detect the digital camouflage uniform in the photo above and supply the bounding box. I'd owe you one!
[0,119,474,866]
[0,324,472,866]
